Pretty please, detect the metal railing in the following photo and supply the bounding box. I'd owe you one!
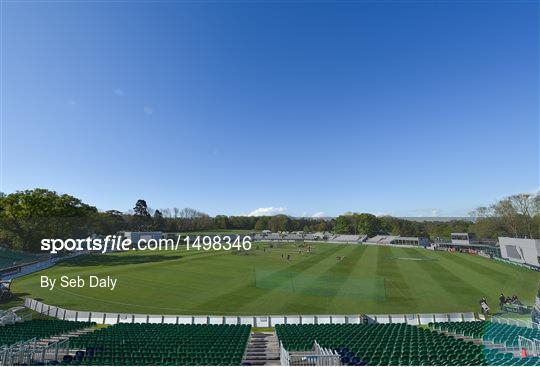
[280,341,341,366]
[0,337,69,366]
[518,336,539,357]
[0,338,38,366]
[492,316,540,330]
[38,338,69,364]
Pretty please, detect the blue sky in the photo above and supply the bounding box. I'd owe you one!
[1,1,538,217]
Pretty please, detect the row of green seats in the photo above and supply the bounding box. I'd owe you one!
[276,323,540,366]
[65,323,251,366]
[0,320,95,347]
[430,321,540,347]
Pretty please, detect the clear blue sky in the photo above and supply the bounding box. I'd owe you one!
[1,1,538,217]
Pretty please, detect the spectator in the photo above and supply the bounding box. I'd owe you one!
[499,293,506,309]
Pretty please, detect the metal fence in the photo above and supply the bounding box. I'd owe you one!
[280,341,341,366]
[38,338,69,365]
[25,298,476,326]
[0,338,38,366]
[492,316,540,330]
[517,336,540,357]
[0,310,20,326]
[0,337,69,366]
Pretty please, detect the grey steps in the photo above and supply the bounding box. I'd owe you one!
[438,330,509,350]
[242,331,280,366]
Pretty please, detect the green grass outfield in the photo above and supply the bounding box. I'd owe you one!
[11,243,540,315]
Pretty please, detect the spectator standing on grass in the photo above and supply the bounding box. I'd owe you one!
[499,293,506,309]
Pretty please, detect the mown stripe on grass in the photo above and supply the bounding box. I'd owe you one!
[246,245,358,314]
[401,247,485,309]
[323,245,366,276]
[433,251,535,301]
[439,251,508,280]
[193,244,346,313]
[321,246,371,298]
[375,246,417,308]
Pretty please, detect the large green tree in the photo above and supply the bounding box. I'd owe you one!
[333,215,353,234]
[152,209,165,231]
[355,213,382,237]
[0,189,97,252]
[268,215,291,232]
[132,199,151,231]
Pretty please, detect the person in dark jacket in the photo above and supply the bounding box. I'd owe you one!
[499,293,507,309]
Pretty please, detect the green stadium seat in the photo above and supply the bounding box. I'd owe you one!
[275,323,540,366]
[64,323,251,366]
[0,319,94,347]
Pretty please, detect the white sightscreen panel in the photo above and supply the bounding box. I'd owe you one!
[376,315,390,324]
[64,310,77,321]
[36,302,45,313]
[29,300,38,311]
[208,316,224,325]
[405,315,419,325]
[91,313,105,323]
[419,314,435,325]
[239,317,254,325]
[332,316,346,324]
[365,315,377,323]
[317,316,331,324]
[255,317,269,327]
[104,314,119,324]
[44,305,53,316]
[346,316,361,324]
[178,317,192,324]
[117,314,132,323]
[47,306,58,317]
[391,314,406,323]
[301,316,315,324]
[163,316,177,324]
[224,317,239,325]
[55,309,66,320]
[193,316,208,324]
[77,312,91,322]
[270,316,285,326]
[434,314,449,322]
[287,316,300,324]
[449,313,463,321]
[134,315,148,323]
[148,316,163,324]
[463,312,475,321]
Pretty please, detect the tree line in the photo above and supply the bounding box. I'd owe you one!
[0,188,538,253]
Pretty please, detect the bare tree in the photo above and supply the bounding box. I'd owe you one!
[469,206,492,219]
